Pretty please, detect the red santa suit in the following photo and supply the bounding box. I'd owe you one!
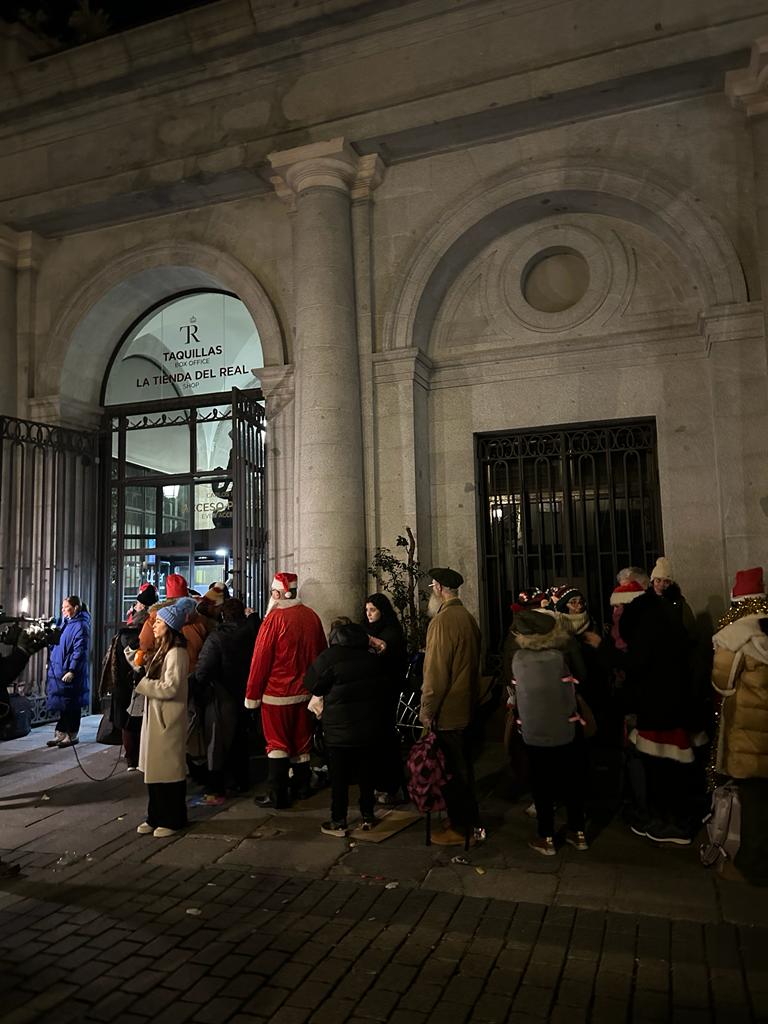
[245,593,326,761]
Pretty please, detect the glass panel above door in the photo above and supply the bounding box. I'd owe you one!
[103,292,264,405]
[124,424,190,476]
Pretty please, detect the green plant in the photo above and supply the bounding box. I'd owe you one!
[367,526,429,652]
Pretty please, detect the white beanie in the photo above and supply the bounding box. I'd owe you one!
[650,556,674,582]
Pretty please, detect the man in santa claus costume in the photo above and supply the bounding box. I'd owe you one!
[245,572,327,807]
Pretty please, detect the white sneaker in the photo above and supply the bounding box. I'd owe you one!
[126,766,139,773]
[46,731,65,747]
[136,822,153,835]
[153,827,178,838]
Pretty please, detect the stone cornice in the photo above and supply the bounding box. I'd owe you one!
[698,302,765,350]
[26,394,103,430]
[372,348,434,389]
[725,36,768,116]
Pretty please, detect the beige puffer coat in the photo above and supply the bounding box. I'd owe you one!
[135,646,189,784]
[712,614,768,779]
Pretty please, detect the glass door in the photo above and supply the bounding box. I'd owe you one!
[104,395,265,635]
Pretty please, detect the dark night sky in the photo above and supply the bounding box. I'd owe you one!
[1,1,222,48]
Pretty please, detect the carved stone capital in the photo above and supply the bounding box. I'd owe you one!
[725,36,768,117]
[268,138,358,196]
[0,224,18,269]
[258,363,295,418]
[351,153,385,202]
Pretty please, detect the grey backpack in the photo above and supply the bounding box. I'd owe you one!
[699,782,741,867]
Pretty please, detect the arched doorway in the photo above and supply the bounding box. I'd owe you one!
[101,288,268,638]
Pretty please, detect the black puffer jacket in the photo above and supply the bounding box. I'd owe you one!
[193,613,261,701]
[619,584,696,730]
[304,623,394,747]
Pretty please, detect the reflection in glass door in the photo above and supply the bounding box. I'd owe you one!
[103,394,266,637]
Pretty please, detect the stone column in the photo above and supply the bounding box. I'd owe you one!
[268,138,366,624]
[0,226,18,417]
[258,363,296,584]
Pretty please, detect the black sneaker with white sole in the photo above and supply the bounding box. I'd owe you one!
[644,822,693,846]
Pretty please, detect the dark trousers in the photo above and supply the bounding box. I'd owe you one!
[122,716,142,768]
[641,752,700,829]
[375,729,404,796]
[438,730,479,832]
[56,707,81,735]
[146,780,187,830]
[525,740,586,838]
[327,746,376,823]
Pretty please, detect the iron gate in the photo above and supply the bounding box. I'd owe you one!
[0,416,99,722]
[477,418,663,656]
[232,388,267,615]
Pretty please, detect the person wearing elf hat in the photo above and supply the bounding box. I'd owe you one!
[245,572,327,808]
[619,556,706,845]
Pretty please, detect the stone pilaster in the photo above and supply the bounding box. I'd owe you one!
[0,225,18,417]
[726,38,768,355]
[268,138,367,624]
[258,363,296,585]
[15,231,45,421]
[371,348,435,572]
[350,153,385,563]
[722,40,768,581]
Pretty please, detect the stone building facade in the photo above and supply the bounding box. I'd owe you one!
[1,0,767,642]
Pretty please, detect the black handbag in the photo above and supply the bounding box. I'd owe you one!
[0,693,32,741]
[96,694,121,745]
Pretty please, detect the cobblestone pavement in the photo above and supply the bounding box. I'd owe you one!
[2,721,768,1022]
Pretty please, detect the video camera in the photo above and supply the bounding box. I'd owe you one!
[0,605,61,654]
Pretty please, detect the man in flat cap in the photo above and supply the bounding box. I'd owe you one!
[420,567,482,845]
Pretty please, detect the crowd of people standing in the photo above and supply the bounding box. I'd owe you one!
[4,551,764,878]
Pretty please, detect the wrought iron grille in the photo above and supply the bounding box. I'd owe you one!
[476,418,663,658]
[232,389,268,615]
[0,416,99,721]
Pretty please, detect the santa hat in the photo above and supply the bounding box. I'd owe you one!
[731,567,765,601]
[202,582,229,606]
[650,557,674,582]
[610,579,646,606]
[271,572,298,597]
[165,573,189,598]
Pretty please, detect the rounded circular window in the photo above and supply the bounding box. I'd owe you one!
[522,247,590,313]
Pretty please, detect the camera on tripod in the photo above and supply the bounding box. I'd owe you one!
[0,605,61,654]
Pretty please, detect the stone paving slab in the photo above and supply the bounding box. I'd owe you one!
[2,859,766,1024]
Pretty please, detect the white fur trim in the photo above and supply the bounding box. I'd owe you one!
[609,590,644,606]
[267,750,289,758]
[290,754,311,764]
[244,698,261,709]
[628,728,694,763]
[262,693,311,706]
[732,592,765,601]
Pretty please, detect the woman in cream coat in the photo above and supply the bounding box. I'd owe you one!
[134,597,196,837]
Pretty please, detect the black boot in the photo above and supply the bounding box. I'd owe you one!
[254,758,291,809]
[289,762,312,802]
